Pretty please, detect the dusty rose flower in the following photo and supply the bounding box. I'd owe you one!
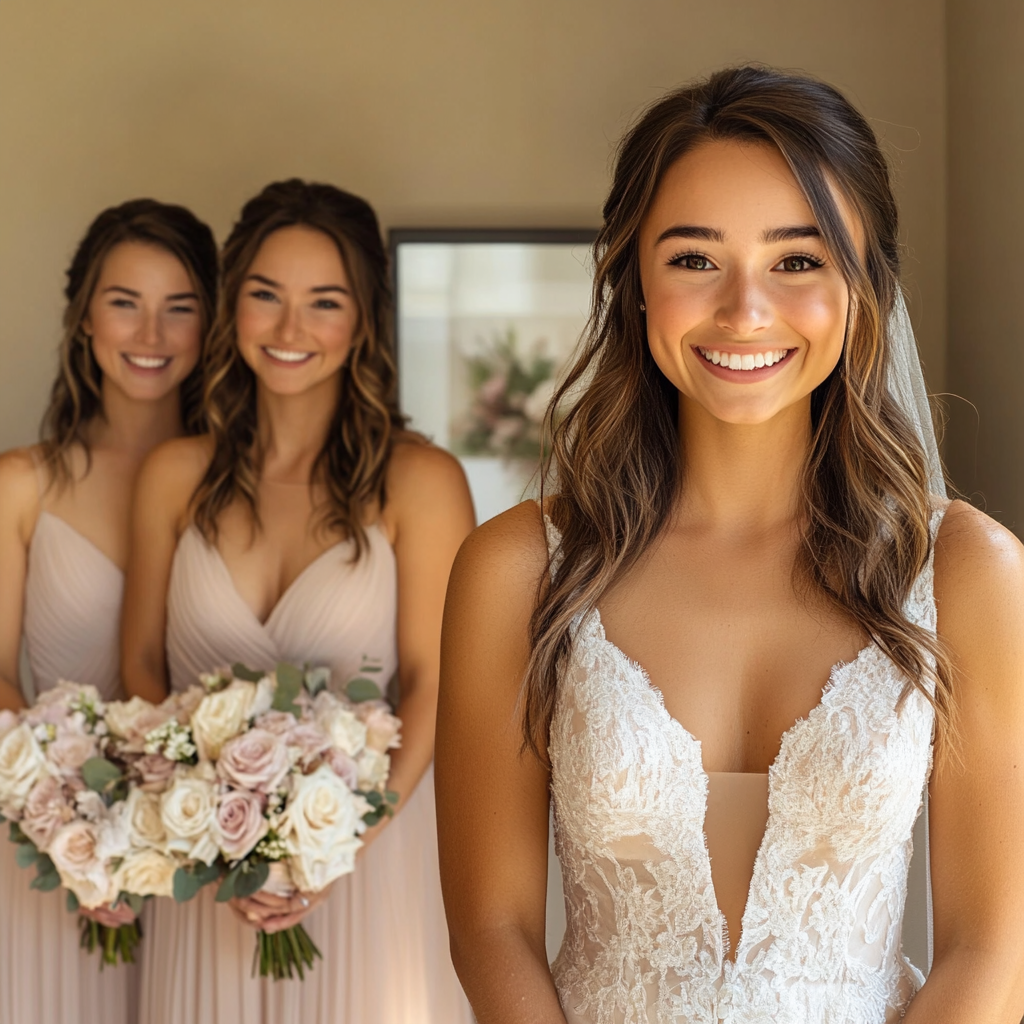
[213,789,269,861]
[217,729,290,793]
[168,686,205,723]
[324,748,359,789]
[49,820,117,908]
[46,728,98,779]
[254,710,297,736]
[286,723,332,770]
[105,697,174,752]
[133,753,177,792]
[358,703,402,753]
[21,776,73,849]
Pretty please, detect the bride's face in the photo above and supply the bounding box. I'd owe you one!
[638,139,858,426]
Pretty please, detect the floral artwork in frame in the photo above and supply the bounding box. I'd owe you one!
[391,229,597,525]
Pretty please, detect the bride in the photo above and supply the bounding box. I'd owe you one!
[435,65,1024,1023]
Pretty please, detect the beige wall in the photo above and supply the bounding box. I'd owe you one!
[0,0,947,968]
[945,0,1024,531]
[0,0,947,454]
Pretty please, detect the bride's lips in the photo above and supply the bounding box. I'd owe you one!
[262,346,315,367]
[692,345,795,383]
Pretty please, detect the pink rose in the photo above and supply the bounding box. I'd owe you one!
[254,711,297,736]
[47,729,98,779]
[133,754,177,792]
[49,820,117,908]
[217,729,290,793]
[213,789,269,861]
[286,723,332,770]
[105,697,174,752]
[21,776,73,849]
[325,748,359,789]
[357,704,402,753]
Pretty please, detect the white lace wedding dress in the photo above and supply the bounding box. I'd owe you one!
[544,507,944,1024]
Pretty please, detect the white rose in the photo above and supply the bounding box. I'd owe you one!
[191,681,256,761]
[0,709,18,741]
[123,788,167,849]
[315,699,367,758]
[251,676,275,719]
[114,848,177,898]
[279,765,370,892]
[49,820,118,909]
[161,775,218,865]
[0,723,48,813]
[356,749,391,790]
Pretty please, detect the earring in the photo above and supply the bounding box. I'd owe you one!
[640,303,646,311]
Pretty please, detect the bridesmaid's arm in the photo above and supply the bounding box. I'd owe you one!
[904,502,1024,1023]
[0,450,40,711]
[121,438,207,703]
[436,501,567,1024]
[379,439,475,825]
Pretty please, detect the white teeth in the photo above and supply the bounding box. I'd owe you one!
[124,354,170,369]
[265,347,312,363]
[698,348,789,370]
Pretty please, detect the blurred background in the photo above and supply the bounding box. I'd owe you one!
[1,0,1021,969]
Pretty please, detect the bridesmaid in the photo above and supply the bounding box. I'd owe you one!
[0,199,217,1024]
[123,178,476,1024]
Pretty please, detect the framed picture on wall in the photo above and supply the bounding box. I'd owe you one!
[390,228,597,525]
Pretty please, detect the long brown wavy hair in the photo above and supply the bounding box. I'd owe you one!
[191,179,405,557]
[525,65,952,757]
[40,199,218,483]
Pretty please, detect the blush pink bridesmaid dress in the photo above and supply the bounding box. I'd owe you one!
[0,509,137,1024]
[138,523,473,1024]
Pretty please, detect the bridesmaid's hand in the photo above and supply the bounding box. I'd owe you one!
[80,901,137,928]
[229,888,328,933]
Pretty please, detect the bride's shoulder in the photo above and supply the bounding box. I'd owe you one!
[933,499,1024,654]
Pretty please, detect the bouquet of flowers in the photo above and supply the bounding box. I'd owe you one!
[0,682,192,967]
[142,660,400,980]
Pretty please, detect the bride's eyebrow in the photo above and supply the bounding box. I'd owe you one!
[760,225,821,244]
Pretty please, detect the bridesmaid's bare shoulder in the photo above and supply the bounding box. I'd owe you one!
[134,435,215,525]
[0,445,44,543]
[382,432,474,536]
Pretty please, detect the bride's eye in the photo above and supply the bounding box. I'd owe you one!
[667,252,717,271]
[775,254,825,273]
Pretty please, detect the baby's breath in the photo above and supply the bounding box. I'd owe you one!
[144,720,197,762]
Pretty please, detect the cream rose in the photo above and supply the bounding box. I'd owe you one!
[123,788,167,849]
[213,789,269,861]
[191,682,256,761]
[358,703,402,753]
[161,775,218,864]
[217,729,290,793]
[0,709,18,741]
[115,848,176,898]
[21,776,73,849]
[0,723,48,813]
[105,696,173,751]
[49,820,118,908]
[356,748,391,790]
[279,764,370,891]
[315,697,367,758]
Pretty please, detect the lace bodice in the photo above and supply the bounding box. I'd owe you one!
[546,508,945,1024]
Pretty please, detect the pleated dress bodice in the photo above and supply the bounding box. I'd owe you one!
[165,523,397,694]
[22,511,124,699]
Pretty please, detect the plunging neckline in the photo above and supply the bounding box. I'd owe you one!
[583,603,875,967]
[191,524,349,629]
[37,511,123,575]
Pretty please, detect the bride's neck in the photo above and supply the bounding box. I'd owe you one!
[675,394,810,533]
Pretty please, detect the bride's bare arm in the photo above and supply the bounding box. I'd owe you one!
[904,501,1024,1023]
[436,501,567,1024]
[121,437,208,703]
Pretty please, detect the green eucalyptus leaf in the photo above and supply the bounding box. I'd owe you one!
[346,678,381,703]
[15,843,39,869]
[66,889,80,913]
[30,869,61,892]
[173,867,204,903]
[195,861,222,887]
[35,853,55,877]
[384,790,400,805]
[273,662,303,714]
[82,757,123,794]
[233,860,269,899]
[231,662,265,682]
[215,864,243,903]
[125,892,145,916]
[9,821,28,844]
[359,663,383,673]
[304,666,330,697]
